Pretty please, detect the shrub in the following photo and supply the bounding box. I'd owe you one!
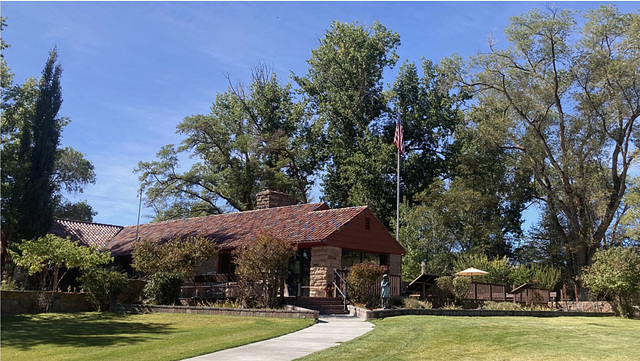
[0,278,19,291]
[436,275,471,306]
[525,290,545,306]
[346,261,387,309]
[532,265,561,290]
[79,269,129,311]
[404,298,433,309]
[582,247,640,318]
[452,276,471,304]
[144,272,184,305]
[132,236,218,276]
[481,301,523,311]
[387,295,404,308]
[234,233,296,309]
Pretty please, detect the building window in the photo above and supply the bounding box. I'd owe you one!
[365,217,371,230]
[341,249,384,269]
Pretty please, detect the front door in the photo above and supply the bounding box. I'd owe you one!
[287,249,310,297]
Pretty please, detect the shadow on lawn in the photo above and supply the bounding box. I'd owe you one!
[1,313,174,351]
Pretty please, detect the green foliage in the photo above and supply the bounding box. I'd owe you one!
[53,200,97,222]
[346,261,387,308]
[511,264,534,287]
[452,276,471,304]
[531,265,561,290]
[402,298,433,310]
[481,301,523,311]
[8,234,112,291]
[234,233,296,308]
[616,177,640,247]
[582,247,640,318]
[3,48,63,243]
[397,198,457,280]
[450,5,640,283]
[1,41,96,244]
[79,269,128,311]
[144,272,184,305]
[454,253,512,285]
[136,65,316,220]
[0,278,19,290]
[132,236,218,276]
[296,20,401,227]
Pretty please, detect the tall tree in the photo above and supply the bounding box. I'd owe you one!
[296,21,401,226]
[5,48,63,243]
[137,65,317,220]
[389,59,463,206]
[448,5,640,283]
[1,38,97,246]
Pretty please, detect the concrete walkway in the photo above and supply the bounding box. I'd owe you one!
[183,315,374,361]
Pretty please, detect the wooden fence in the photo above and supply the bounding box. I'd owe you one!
[336,269,402,298]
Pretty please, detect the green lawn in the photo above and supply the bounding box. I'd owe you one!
[299,316,640,361]
[1,312,314,361]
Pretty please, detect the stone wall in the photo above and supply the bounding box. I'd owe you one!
[309,246,341,297]
[1,290,93,315]
[348,305,615,320]
[388,254,402,276]
[111,303,318,320]
[555,301,613,313]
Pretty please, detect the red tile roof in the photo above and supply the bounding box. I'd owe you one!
[51,219,124,250]
[106,202,369,256]
[51,202,404,257]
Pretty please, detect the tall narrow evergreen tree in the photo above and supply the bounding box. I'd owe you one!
[10,48,63,243]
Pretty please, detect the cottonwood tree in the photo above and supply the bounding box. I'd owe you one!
[296,21,401,227]
[446,5,640,285]
[389,59,463,206]
[137,65,317,220]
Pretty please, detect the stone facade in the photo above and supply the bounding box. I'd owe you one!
[309,246,341,297]
[388,254,402,276]
[256,190,297,209]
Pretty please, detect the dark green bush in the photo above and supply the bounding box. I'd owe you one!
[79,269,128,311]
[144,272,184,305]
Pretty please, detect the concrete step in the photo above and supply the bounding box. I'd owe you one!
[295,297,349,315]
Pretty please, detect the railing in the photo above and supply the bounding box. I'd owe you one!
[466,282,507,302]
[333,269,348,311]
[181,274,240,299]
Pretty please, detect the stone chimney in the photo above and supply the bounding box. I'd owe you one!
[256,190,298,209]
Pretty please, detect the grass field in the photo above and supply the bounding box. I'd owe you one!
[1,312,314,361]
[300,316,640,361]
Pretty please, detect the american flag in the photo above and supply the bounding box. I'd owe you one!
[393,116,405,155]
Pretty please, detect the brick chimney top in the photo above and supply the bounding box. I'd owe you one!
[256,190,298,209]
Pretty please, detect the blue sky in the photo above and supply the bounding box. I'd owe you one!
[2,1,637,227]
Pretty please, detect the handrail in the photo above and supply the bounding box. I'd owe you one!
[333,269,348,311]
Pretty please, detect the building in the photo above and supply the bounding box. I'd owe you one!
[52,190,405,298]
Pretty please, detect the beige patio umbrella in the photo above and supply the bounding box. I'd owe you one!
[455,267,489,276]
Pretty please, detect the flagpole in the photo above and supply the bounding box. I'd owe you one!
[396,146,400,241]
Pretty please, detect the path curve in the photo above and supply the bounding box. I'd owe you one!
[183,315,374,361]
